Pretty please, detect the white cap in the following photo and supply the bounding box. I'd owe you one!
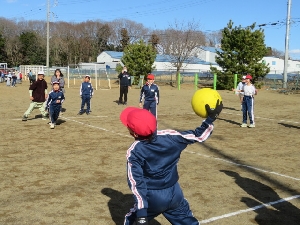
[38,71,44,75]
[242,75,246,79]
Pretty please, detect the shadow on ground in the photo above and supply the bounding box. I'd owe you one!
[102,188,161,225]
[221,170,300,225]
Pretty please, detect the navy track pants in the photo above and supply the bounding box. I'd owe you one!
[124,182,199,225]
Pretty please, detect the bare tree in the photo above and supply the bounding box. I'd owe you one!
[159,20,206,86]
[108,19,149,49]
[205,30,222,47]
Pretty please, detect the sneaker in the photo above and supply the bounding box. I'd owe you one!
[86,111,90,115]
[22,115,28,121]
[249,124,255,128]
[123,102,127,105]
[50,123,55,129]
[78,111,83,115]
[240,123,247,127]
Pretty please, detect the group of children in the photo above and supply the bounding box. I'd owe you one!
[21,67,159,129]
[22,70,93,129]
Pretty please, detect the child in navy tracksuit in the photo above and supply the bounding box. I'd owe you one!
[236,74,257,128]
[139,74,159,118]
[120,100,223,225]
[45,81,65,129]
[78,75,94,115]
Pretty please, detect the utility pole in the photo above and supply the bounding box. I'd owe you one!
[46,0,50,76]
[283,0,291,88]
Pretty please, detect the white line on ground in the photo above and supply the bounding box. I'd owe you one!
[61,115,300,182]
[199,195,300,224]
[221,111,300,124]
[185,150,300,181]
[57,116,300,223]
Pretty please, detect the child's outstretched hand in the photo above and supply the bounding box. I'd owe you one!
[205,99,223,121]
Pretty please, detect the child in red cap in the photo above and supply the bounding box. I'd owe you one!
[235,74,257,128]
[139,74,159,118]
[120,100,223,225]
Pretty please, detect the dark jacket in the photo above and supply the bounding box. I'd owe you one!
[139,82,159,104]
[80,82,94,97]
[30,79,48,102]
[45,90,65,110]
[118,72,131,86]
[126,117,214,217]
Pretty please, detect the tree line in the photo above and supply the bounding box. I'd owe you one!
[0,17,283,69]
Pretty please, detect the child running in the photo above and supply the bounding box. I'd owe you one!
[139,74,159,118]
[45,81,65,129]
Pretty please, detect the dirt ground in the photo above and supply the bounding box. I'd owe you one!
[0,79,300,225]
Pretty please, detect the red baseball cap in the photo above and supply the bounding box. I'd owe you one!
[120,107,157,137]
[245,74,252,79]
[147,74,155,80]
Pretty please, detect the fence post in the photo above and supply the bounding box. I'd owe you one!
[234,73,237,93]
[213,73,217,90]
[194,73,198,90]
[178,73,181,90]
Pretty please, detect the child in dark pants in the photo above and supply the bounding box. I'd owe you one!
[139,74,159,118]
[45,81,65,129]
[235,74,257,128]
[78,75,94,115]
[120,100,223,225]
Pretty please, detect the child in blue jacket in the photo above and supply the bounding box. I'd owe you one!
[120,100,223,225]
[139,74,159,118]
[45,81,65,129]
[78,75,94,115]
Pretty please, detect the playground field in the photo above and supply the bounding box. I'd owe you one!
[0,80,299,225]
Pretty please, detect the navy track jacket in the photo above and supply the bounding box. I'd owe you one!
[139,83,159,104]
[126,116,214,216]
[80,82,94,97]
[45,90,65,110]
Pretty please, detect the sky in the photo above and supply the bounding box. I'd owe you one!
[1,0,300,60]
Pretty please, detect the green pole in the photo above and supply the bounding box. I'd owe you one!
[234,74,238,93]
[178,73,181,90]
[194,73,198,90]
[213,73,217,90]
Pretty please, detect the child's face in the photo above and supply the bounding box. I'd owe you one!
[245,78,251,84]
[147,79,154,84]
[85,77,90,82]
[53,83,60,91]
[55,71,61,77]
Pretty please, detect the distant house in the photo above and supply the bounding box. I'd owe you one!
[94,51,220,73]
[193,46,300,74]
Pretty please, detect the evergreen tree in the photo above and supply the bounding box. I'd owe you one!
[120,28,130,51]
[19,31,45,65]
[0,32,7,63]
[121,40,156,84]
[211,20,270,90]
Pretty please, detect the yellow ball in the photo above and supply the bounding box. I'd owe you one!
[191,88,222,118]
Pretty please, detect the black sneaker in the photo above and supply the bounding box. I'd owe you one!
[78,111,83,115]
[86,111,90,115]
[123,102,127,105]
[22,115,28,121]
